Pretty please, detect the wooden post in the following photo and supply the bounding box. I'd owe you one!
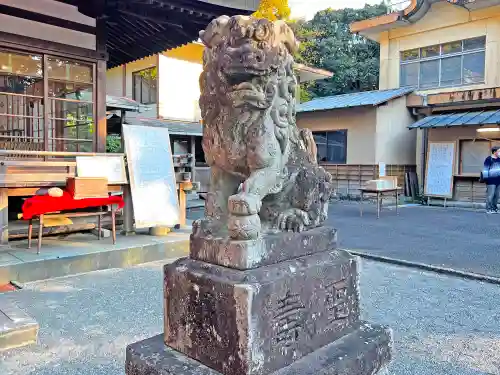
[43,55,49,159]
[0,188,8,247]
[472,180,475,209]
[122,184,135,235]
[96,59,107,153]
[190,136,196,184]
[95,14,107,153]
[178,182,188,227]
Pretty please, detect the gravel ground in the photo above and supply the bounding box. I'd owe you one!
[1,259,499,375]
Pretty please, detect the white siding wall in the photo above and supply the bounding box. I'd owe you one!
[158,55,202,121]
[0,0,96,50]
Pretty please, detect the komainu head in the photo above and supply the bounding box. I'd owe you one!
[199,15,298,112]
[200,15,297,77]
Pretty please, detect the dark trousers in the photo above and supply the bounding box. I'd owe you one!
[486,184,500,211]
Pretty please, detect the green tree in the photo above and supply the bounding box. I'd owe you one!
[295,4,388,100]
[253,0,291,21]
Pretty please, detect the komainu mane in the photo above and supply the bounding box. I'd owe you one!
[194,15,333,241]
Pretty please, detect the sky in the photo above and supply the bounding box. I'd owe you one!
[289,0,381,20]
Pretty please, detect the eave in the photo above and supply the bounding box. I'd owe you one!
[295,64,333,83]
[407,87,500,114]
[350,0,500,41]
[55,0,257,68]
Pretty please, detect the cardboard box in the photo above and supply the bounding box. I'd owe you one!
[66,177,108,200]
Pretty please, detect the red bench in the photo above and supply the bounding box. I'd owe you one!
[22,191,125,254]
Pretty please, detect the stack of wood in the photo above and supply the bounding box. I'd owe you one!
[404,172,419,199]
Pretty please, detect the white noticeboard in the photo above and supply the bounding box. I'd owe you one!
[424,142,456,198]
[122,124,179,229]
[378,162,386,177]
[76,155,128,185]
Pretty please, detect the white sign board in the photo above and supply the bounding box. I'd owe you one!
[425,142,455,198]
[122,124,179,229]
[76,155,128,185]
[378,162,386,177]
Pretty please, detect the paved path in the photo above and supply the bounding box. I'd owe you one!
[1,260,499,375]
[188,202,500,278]
[326,202,500,278]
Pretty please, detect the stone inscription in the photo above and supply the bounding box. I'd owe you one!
[325,279,349,326]
[273,291,306,348]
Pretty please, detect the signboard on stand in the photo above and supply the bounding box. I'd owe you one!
[122,124,179,229]
[76,155,127,185]
[424,142,456,198]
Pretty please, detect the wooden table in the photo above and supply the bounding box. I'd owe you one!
[359,187,402,219]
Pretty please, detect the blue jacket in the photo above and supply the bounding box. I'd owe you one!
[483,156,500,185]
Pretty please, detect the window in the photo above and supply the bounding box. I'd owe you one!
[313,130,347,164]
[400,36,486,90]
[47,57,94,152]
[460,139,500,174]
[133,67,157,104]
[0,50,95,152]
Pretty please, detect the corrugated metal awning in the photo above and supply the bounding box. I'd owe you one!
[106,95,147,112]
[408,109,500,129]
[296,87,414,113]
[124,118,203,136]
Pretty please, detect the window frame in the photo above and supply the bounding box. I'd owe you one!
[0,47,97,153]
[313,130,348,164]
[459,138,500,175]
[132,66,157,105]
[400,36,486,90]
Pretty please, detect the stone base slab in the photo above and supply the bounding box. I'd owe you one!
[0,298,39,351]
[190,226,337,269]
[164,249,360,375]
[126,323,392,375]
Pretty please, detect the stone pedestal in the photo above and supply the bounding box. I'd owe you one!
[125,227,392,375]
[0,298,39,352]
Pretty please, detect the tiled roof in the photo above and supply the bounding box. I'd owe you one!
[124,118,203,136]
[409,109,500,128]
[296,87,414,113]
[106,95,146,111]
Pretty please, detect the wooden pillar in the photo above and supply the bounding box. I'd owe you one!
[0,188,8,246]
[96,59,107,153]
[96,16,107,153]
[122,64,127,97]
[43,55,49,155]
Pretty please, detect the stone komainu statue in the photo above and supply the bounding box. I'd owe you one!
[195,15,333,241]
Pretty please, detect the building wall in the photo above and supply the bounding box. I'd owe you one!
[105,55,158,120]
[158,54,202,121]
[296,107,377,164]
[379,2,500,94]
[105,45,204,122]
[0,0,96,50]
[375,96,416,164]
[106,66,124,98]
[124,56,158,120]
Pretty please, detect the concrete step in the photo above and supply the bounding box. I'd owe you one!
[0,231,190,284]
[0,297,38,352]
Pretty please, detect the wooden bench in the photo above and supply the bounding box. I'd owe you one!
[28,208,117,254]
[22,192,125,254]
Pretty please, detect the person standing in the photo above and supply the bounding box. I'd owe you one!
[483,146,500,213]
